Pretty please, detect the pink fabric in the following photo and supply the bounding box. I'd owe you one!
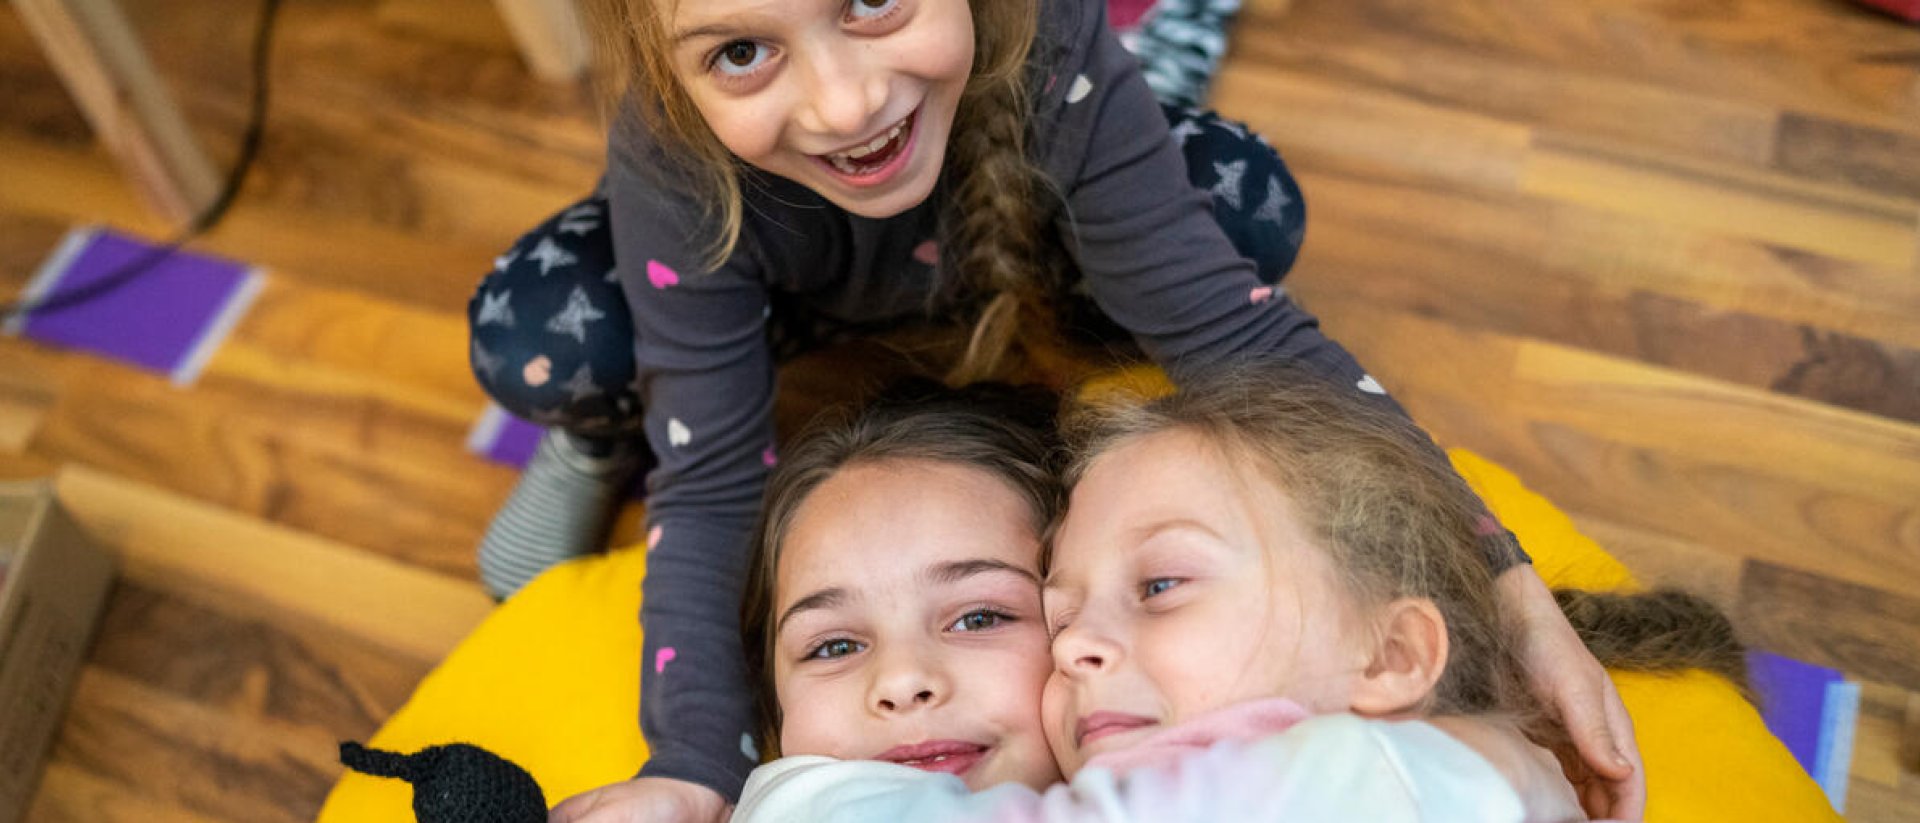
[1107,0,1160,30]
[1082,698,1313,777]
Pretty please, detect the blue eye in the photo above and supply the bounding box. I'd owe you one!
[1143,578,1182,598]
[848,0,900,21]
[948,609,1011,633]
[711,41,769,77]
[807,638,866,660]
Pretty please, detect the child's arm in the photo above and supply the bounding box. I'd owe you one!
[1035,0,1531,567]
[1035,6,1638,812]
[598,124,781,806]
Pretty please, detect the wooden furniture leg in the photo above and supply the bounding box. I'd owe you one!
[12,0,222,229]
[492,0,591,83]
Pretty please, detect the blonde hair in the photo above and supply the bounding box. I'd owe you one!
[583,0,1057,383]
[1060,362,1532,717]
[1058,360,1750,724]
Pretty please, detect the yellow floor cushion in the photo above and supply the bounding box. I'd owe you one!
[318,447,1841,823]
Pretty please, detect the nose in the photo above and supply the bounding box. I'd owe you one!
[868,644,949,715]
[1052,608,1125,677]
[797,39,887,140]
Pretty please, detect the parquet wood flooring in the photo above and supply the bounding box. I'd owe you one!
[2,0,1917,819]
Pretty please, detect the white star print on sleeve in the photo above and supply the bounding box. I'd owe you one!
[477,289,516,328]
[1252,175,1291,227]
[527,235,578,276]
[1210,159,1247,210]
[544,285,607,344]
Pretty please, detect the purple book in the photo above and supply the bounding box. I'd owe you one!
[1748,650,1858,812]
[7,228,264,385]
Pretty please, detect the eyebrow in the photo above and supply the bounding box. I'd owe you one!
[775,559,1037,636]
[776,587,848,636]
[1128,517,1225,544]
[925,558,1040,587]
[1042,518,1225,587]
[673,23,741,45]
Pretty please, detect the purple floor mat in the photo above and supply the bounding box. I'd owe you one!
[466,403,545,468]
[7,228,263,385]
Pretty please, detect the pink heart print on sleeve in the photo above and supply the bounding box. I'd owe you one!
[646,259,680,290]
[912,240,939,266]
[655,647,677,673]
[522,355,553,386]
[762,446,779,467]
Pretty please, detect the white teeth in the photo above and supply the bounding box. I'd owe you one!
[848,132,887,159]
[829,118,909,166]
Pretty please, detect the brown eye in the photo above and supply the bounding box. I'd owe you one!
[711,41,769,78]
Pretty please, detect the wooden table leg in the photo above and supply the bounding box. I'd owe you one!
[493,0,590,83]
[12,0,222,229]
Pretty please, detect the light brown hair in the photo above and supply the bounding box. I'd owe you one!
[739,380,1064,755]
[1056,360,1748,724]
[581,0,1057,384]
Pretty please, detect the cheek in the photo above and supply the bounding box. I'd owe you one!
[774,675,863,759]
[689,91,788,166]
[1040,674,1078,766]
[1141,606,1274,715]
[971,632,1064,788]
[906,32,974,86]
[975,629,1053,724]
[877,1,975,88]
[929,0,977,77]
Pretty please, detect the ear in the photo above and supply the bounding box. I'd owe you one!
[1349,597,1449,717]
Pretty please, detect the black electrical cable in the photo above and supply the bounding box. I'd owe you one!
[0,0,283,322]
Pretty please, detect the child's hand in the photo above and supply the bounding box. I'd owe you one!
[548,776,730,823]
[1499,566,1645,820]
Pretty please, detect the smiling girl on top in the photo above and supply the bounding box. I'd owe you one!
[466,2,1638,820]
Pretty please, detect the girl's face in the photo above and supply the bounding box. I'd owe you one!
[771,459,1060,790]
[1041,430,1371,776]
[667,0,975,218]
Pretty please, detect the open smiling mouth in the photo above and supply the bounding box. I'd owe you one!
[813,110,918,182]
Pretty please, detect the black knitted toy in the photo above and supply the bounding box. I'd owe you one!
[339,741,547,823]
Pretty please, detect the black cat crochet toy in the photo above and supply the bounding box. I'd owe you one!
[340,741,547,823]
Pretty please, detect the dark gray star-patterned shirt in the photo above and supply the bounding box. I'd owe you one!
[607,0,1525,800]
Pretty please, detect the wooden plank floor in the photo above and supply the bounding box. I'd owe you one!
[2,0,1917,819]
